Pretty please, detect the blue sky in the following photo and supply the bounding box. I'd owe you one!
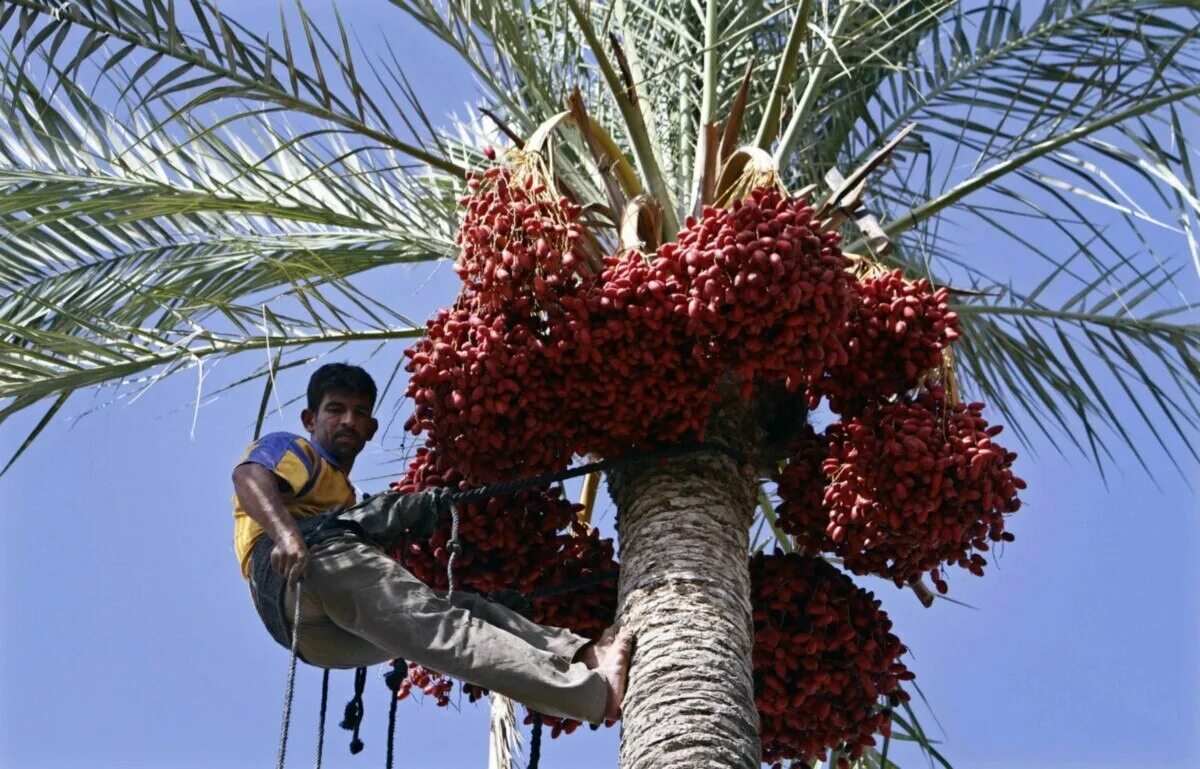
[1,2,1198,768]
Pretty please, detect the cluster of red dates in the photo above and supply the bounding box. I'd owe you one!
[393,154,1022,764]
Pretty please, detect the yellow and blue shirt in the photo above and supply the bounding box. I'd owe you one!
[232,432,357,578]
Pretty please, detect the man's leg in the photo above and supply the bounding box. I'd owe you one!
[281,574,589,669]
[442,590,592,661]
[335,496,591,661]
[280,573,393,670]
[299,534,608,724]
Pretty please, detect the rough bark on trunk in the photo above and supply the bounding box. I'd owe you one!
[609,420,760,769]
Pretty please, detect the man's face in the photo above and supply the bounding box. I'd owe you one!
[302,389,378,466]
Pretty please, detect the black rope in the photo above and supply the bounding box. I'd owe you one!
[485,572,618,620]
[339,666,367,754]
[528,714,543,769]
[527,572,616,601]
[443,442,745,506]
[439,441,742,614]
[384,659,407,769]
[483,584,575,769]
[315,669,330,769]
[333,441,744,530]
[485,588,534,617]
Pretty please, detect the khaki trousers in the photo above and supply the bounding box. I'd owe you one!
[252,502,608,725]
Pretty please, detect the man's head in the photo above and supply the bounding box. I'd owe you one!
[302,363,378,468]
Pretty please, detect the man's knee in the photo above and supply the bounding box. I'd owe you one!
[297,621,391,669]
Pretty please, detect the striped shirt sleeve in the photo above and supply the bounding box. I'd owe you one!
[238,432,315,496]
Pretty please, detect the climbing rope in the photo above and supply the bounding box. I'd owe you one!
[442,441,744,507]
[275,581,305,769]
[439,441,743,605]
[446,501,462,602]
[273,441,744,766]
[528,571,617,600]
[528,714,543,769]
[384,658,407,769]
[315,669,329,769]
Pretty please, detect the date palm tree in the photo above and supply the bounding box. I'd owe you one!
[1,1,1197,767]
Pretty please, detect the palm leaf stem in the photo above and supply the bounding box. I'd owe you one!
[774,4,852,168]
[688,0,719,215]
[754,0,813,151]
[839,2,1073,172]
[861,84,1200,251]
[758,487,793,555]
[960,304,1197,335]
[564,0,679,237]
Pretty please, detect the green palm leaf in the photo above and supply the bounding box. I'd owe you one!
[0,0,1197,487]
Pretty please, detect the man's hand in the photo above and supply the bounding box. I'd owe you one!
[271,531,310,586]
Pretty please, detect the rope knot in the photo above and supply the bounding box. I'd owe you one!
[338,701,362,730]
[339,666,368,755]
[384,659,407,693]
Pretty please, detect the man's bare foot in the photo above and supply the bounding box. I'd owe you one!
[577,625,620,670]
[598,628,634,721]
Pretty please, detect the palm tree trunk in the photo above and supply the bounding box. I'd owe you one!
[609,425,760,769]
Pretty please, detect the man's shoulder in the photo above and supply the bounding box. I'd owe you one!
[239,432,315,466]
[253,431,308,449]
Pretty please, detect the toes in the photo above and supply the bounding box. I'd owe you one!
[603,639,634,720]
[596,625,619,648]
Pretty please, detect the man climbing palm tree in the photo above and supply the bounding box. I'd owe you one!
[231,362,632,723]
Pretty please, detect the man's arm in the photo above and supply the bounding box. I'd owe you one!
[233,463,309,586]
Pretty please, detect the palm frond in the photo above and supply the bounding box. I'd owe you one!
[0,293,423,405]
[776,0,1200,470]
[0,15,463,434]
[1,0,1198,482]
[1,0,464,173]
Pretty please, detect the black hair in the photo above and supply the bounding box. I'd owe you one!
[306,363,377,412]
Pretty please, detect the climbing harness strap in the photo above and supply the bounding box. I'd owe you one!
[250,512,363,657]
